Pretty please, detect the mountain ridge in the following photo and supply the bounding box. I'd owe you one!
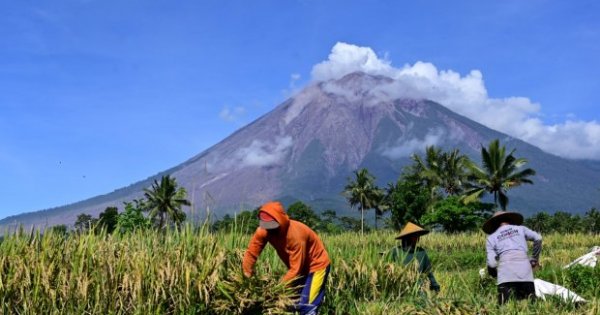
[2,72,599,230]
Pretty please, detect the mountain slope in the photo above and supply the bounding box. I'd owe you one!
[2,72,599,230]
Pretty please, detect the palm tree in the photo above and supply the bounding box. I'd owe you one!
[439,149,470,196]
[463,139,536,210]
[411,146,443,200]
[144,175,191,229]
[372,188,389,230]
[343,168,379,235]
[410,146,470,208]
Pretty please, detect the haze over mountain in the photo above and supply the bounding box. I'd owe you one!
[2,71,600,230]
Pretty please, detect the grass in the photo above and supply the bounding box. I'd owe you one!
[0,226,599,314]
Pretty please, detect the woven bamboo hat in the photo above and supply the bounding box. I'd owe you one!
[482,211,524,234]
[395,222,429,239]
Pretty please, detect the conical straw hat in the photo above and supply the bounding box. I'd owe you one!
[482,211,524,234]
[395,222,429,239]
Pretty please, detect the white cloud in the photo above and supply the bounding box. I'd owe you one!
[380,128,445,159]
[312,42,600,160]
[282,73,303,98]
[235,136,293,167]
[219,106,246,122]
[312,42,395,81]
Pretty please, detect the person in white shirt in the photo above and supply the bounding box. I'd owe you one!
[483,211,542,305]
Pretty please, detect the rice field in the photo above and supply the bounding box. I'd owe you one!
[0,225,599,314]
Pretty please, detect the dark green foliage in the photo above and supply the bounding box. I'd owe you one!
[211,205,363,234]
[524,209,600,233]
[98,207,119,233]
[524,212,553,233]
[117,201,151,233]
[526,211,578,234]
[422,197,494,233]
[48,224,68,236]
[386,177,431,229]
[410,146,470,197]
[337,215,364,232]
[74,213,98,233]
[464,139,536,210]
[231,209,259,234]
[549,212,582,234]
[212,214,235,232]
[286,201,320,230]
[385,146,475,230]
[372,189,388,230]
[582,208,600,234]
[144,175,191,229]
[212,209,259,234]
[318,210,344,234]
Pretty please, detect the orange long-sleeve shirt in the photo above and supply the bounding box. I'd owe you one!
[242,201,330,283]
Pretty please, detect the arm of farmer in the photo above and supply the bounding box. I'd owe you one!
[427,272,441,292]
[242,228,268,277]
[524,226,542,266]
[420,251,440,292]
[486,237,498,278]
[282,242,305,283]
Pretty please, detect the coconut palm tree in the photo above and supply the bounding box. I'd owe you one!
[144,175,191,229]
[439,149,470,195]
[343,168,379,235]
[372,187,388,230]
[411,146,443,200]
[463,139,536,210]
[411,146,470,204]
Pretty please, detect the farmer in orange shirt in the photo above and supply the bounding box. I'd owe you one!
[243,201,330,315]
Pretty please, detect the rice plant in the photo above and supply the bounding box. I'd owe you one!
[0,226,598,314]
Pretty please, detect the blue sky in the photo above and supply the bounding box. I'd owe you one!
[1,0,599,219]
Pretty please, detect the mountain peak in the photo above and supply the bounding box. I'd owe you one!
[2,72,600,230]
[334,71,394,86]
[318,71,395,103]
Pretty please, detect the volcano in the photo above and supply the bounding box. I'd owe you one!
[2,72,600,230]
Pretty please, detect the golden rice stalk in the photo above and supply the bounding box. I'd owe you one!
[211,250,296,315]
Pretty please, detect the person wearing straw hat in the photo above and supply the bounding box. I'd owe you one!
[386,222,440,292]
[243,201,330,315]
[483,211,542,305]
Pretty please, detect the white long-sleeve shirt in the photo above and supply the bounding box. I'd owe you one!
[486,224,542,284]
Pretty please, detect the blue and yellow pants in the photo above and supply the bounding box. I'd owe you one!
[295,265,330,315]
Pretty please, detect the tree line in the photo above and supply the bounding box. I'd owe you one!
[342,139,536,234]
[524,208,600,234]
[211,201,364,234]
[53,175,190,235]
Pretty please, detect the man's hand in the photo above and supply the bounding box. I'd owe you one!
[243,271,252,278]
[530,259,540,269]
[487,266,497,278]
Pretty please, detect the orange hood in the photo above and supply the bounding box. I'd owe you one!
[259,201,290,232]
